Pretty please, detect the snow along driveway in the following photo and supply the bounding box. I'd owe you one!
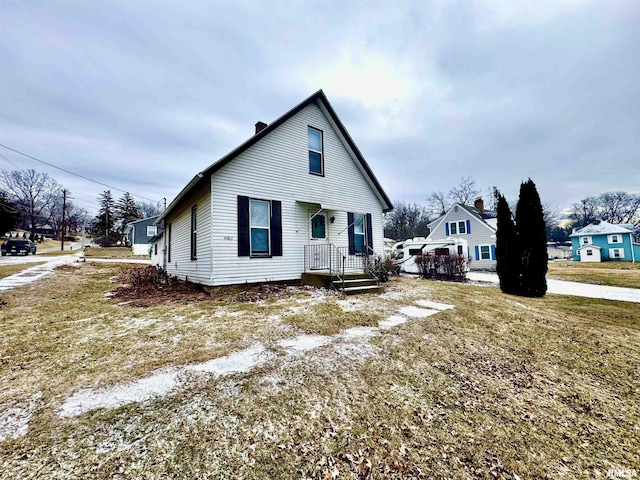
[0,253,82,292]
[467,272,640,303]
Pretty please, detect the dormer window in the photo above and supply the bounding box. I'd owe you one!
[308,127,323,175]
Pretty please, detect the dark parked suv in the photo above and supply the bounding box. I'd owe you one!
[1,239,37,256]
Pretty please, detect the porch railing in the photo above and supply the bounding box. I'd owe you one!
[304,244,381,289]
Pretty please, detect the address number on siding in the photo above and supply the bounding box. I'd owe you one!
[223,236,233,241]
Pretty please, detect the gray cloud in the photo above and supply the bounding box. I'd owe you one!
[1,0,638,215]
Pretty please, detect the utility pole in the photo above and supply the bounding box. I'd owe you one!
[60,189,67,251]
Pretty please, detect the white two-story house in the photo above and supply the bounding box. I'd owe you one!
[426,199,497,270]
[155,90,393,287]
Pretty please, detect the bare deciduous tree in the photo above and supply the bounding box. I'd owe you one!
[384,201,431,240]
[571,192,640,229]
[426,191,448,217]
[449,177,480,205]
[137,200,164,218]
[0,169,61,236]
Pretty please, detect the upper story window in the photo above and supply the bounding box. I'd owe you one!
[608,234,622,244]
[250,199,271,255]
[581,236,591,245]
[147,225,157,237]
[308,127,323,175]
[446,221,469,236]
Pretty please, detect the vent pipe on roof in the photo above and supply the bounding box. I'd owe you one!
[255,121,268,134]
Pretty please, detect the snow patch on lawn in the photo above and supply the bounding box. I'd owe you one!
[339,326,379,341]
[59,344,271,418]
[414,299,454,310]
[379,315,408,330]
[279,335,332,354]
[0,392,42,442]
[336,299,362,312]
[399,306,440,318]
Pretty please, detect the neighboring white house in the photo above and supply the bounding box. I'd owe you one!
[426,199,497,271]
[124,216,160,255]
[155,90,393,287]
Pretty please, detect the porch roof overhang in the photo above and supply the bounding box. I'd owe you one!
[295,199,368,214]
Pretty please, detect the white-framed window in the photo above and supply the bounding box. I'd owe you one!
[609,248,624,259]
[607,234,622,244]
[308,127,323,175]
[250,199,271,255]
[354,213,366,254]
[581,236,592,245]
[586,249,593,256]
[479,244,492,260]
[191,205,197,260]
[147,225,157,237]
[447,221,468,235]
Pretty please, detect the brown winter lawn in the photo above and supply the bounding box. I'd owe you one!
[1,264,638,479]
[547,261,640,289]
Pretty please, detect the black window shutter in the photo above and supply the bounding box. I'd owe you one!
[237,196,250,256]
[366,213,373,253]
[270,200,282,256]
[347,212,355,255]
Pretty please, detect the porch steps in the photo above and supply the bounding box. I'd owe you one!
[336,278,381,295]
[301,272,381,295]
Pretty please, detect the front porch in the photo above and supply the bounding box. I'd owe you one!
[302,243,382,294]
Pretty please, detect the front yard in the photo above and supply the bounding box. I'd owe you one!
[548,261,640,289]
[0,263,638,478]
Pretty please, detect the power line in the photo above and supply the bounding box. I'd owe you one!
[0,143,160,203]
[0,151,21,170]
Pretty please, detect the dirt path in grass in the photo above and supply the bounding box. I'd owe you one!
[468,271,640,303]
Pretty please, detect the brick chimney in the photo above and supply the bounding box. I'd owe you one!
[474,197,485,213]
[255,121,268,134]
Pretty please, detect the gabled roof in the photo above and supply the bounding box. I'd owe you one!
[429,202,496,236]
[570,220,635,237]
[577,244,601,250]
[158,90,393,223]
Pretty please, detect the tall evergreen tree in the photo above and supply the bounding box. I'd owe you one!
[496,194,519,294]
[515,179,547,297]
[115,192,141,234]
[93,190,115,236]
[0,191,20,235]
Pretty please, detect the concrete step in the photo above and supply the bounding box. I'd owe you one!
[333,278,378,289]
[342,285,382,295]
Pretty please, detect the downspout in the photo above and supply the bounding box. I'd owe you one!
[162,198,167,272]
[631,233,636,263]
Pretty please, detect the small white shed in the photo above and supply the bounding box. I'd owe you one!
[577,244,601,263]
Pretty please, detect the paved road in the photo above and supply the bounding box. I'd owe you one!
[467,272,640,303]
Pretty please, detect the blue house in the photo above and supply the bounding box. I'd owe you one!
[124,216,160,255]
[570,220,639,263]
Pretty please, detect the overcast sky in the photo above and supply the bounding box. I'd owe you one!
[2,0,639,216]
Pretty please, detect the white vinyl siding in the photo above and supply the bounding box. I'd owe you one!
[164,183,212,284]
[208,102,385,286]
[428,204,497,271]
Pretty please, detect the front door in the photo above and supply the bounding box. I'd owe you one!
[309,211,330,270]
